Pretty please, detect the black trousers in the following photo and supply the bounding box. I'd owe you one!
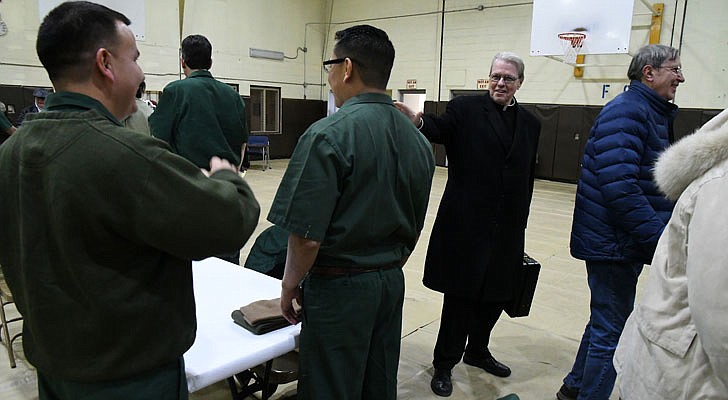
[433,293,506,370]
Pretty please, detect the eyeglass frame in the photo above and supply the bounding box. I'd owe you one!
[322,57,365,73]
[654,65,684,76]
[489,73,520,85]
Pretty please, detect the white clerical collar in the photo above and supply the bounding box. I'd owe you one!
[502,97,516,111]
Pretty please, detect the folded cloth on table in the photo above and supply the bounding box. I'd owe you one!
[241,298,284,325]
[231,298,291,335]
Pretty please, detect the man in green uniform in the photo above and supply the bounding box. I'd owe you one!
[0,101,16,142]
[269,25,435,400]
[0,3,260,399]
[150,34,247,170]
[150,34,248,264]
[243,225,289,279]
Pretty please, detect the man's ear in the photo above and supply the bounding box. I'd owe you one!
[343,58,354,82]
[95,48,114,81]
[642,65,654,82]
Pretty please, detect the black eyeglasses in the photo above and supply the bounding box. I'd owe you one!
[322,57,364,73]
[489,74,519,85]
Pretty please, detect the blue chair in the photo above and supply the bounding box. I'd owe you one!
[246,135,270,170]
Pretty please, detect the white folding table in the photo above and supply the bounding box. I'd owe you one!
[184,257,300,395]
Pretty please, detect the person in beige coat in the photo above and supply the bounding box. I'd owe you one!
[123,81,154,135]
[614,108,728,399]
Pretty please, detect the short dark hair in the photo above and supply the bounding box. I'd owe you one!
[627,44,680,80]
[181,35,213,70]
[333,25,395,89]
[36,1,131,83]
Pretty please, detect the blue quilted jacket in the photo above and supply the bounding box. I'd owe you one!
[570,80,678,265]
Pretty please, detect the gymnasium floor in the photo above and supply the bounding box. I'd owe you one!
[1,159,639,399]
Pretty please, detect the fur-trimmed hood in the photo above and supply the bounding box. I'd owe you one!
[655,108,728,201]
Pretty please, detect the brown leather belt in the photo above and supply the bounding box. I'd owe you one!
[309,261,402,277]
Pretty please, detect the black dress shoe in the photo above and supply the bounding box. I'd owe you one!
[556,384,579,400]
[430,368,453,397]
[463,352,511,377]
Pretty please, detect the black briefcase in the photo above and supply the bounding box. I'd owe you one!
[505,253,540,318]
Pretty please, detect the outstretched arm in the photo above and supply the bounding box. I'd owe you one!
[394,101,424,128]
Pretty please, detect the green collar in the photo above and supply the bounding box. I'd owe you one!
[188,70,213,79]
[339,92,393,109]
[45,92,123,126]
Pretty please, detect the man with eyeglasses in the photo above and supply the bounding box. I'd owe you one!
[396,52,541,397]
[269,24,435,400]
[558,44,684,400]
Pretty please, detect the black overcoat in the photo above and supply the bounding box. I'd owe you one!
[421,94,541,302]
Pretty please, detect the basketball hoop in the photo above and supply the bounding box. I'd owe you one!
[558,32,586,64]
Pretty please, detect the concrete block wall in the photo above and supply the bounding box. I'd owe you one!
[328,0,727,109]
[0,0,332,100]
[1,0,725,107]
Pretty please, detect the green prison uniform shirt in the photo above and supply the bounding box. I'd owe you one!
[268,92,434,400]
[149,70,247,168]
[0,111,12,133]
[268,92,435,267]
[243,225,289,277]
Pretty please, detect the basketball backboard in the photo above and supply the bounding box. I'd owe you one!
[530,0,634,57]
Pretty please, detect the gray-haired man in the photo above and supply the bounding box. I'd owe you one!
[558,44,684,400]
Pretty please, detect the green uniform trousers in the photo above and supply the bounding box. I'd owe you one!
[298,267,404,400]
[38,357,188,400]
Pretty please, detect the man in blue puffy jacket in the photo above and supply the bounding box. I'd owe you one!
[557,44,684,400]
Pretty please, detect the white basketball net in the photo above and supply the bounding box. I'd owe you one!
[559,32,586,65]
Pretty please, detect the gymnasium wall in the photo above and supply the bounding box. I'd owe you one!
[0,1,725,167]
[326,0,727,109]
